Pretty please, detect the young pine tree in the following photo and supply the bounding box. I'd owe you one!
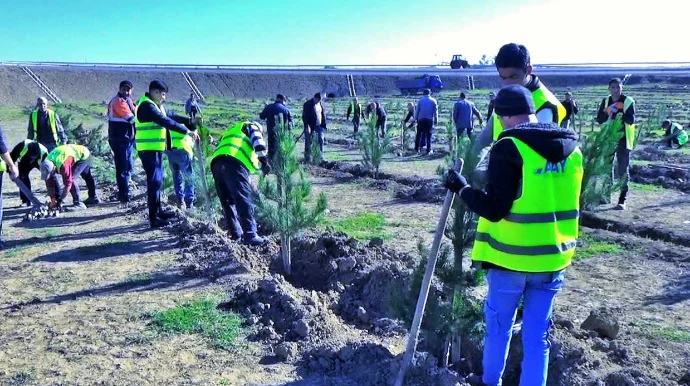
[357,113,392,179]
[256,115,328,274]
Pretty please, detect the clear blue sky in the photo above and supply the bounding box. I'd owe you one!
[0,0,683,65]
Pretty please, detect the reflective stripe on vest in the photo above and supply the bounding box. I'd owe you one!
[471,136,584,272]
[170,130,194,156]
[134,95,167,152]
[492,85,566,140]
[31,109,58,143]
[18,139,49,161]
[212,122,260,174]
[47,144,90,169]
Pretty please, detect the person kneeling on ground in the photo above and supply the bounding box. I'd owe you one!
[10,139,61,207]
[0,123,20,250]
[444,85,584,386]
[660,119,688,148]
[41,144,101,210]
[211,121,270,246]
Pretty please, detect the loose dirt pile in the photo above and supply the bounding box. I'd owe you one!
[630,163,690,192]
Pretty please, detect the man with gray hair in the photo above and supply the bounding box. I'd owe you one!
[28,97,67,151]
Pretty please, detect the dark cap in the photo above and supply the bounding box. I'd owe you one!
[119,80,133,89]
[149,80,168,93]
[276,94,286,101]
[494,85,535,117]
[662,119,672,126]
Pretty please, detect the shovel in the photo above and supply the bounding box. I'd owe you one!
[394,158,463,386]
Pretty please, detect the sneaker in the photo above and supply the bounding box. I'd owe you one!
[615,203,626,210]
[150,217,171,229]
[228,231,241,241]
[159,210,176,220]
[72,202,87,210]
[19,202,32,208]
[84,196,101,206]
[242,234,265,246]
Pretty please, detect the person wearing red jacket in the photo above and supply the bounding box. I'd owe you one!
[107,80,136,208]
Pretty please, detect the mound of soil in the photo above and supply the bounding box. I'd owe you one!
[633,146,690,164]
[630,163,690,192]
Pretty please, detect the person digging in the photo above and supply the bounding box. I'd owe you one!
[41,144,101,211]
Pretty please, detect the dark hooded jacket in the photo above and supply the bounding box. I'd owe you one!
[461,122,579,271]
[461,122,579,222]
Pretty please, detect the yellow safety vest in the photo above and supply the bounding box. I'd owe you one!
[0,160,4,172]
[31,109,58,143]
[170,130,195,156]
[135,95,167,152]
[18,139,49,161]
[492,85,566,140]
[212,122,260,174]
[602,96,636,150]
[47,144,90,169]
[471,136,584,272]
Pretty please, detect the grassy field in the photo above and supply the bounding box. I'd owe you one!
[1,81,690,385]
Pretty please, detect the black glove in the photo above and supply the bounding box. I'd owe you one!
[444,169,468,194]
[260,159,271,176]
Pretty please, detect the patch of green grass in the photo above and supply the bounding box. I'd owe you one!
[328,212,391,241]
[576,233,623,259]
[125,273,153,283]
[151,299,242,349]
[3,246,30,259]
[630,182,667,193]
[641,323,690,343]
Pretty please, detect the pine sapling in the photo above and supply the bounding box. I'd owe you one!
[357,114,392,179]
[256,115,328,274]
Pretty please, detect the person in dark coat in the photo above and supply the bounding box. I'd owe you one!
[301,93,327,162]
[259,94,292,163]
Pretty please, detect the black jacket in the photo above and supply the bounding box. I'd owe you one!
[461,123,579,222]
[561,99,579,120]
[260,102,293,133]
[302,99,327,130]
[136,93,192,151]
[596,94,635,129]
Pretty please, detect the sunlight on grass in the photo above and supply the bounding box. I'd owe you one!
[151,299,242,349]
[576,233,623,259]
[328,212,390,241]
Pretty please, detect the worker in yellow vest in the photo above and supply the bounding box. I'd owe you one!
[135,80,200,228]
[167,124,196,210]
[596,78,637,210]
[28,97,67,151]
[211,121,270,245]
[9,139,59,207]
[444,85,583,386]
[472,43,566,182]
[0,123,19,250]
[40,144,100,210]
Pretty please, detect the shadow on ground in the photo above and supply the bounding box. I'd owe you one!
[31,238,177,263]
[646,271,690,306]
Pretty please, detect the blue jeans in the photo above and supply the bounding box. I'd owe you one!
[109,139,134,203]
[482,269,565,386]
[166,149,195,206]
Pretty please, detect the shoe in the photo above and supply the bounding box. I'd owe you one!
[178,201,187,211]
[228,231,241,241]
[615,203,626,210]
[72,202,87,210]
[19,202,32,208]
[159,210,176,220]
[465,374,486,386]
[84,196,101,206]
[242,234,265,246]
[150,217,171,229]
[426,149,433,155]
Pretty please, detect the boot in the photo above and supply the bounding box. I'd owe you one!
[150,217,171,229]
[242,233,265,246]
[84,196,101,206]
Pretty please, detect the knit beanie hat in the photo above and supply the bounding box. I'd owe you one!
[494,85,536,117]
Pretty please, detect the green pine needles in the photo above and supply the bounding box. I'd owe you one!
[256,115,328,274]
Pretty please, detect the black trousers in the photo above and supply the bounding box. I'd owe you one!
[18,157,61,204]
[139,151,164,222]
[109,139,135,203]
[211,156,257,237]
[416,119,433,152]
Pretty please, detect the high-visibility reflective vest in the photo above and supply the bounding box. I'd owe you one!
[18,139,49,162]
[471,136,584,272]
[47,144,90,169]
[492,85,566,140]
[170,130,194,156]
[670,122,688,146]
[31,109,58,143]
[212,122,259,174]
[602,96,636,150]
[135,95,167,152]
[0,160,5,172]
